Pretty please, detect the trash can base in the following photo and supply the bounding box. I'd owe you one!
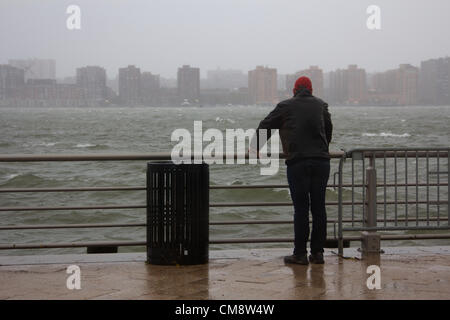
[146,255,209,266]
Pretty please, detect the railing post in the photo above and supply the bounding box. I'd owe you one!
[361,156,381,257]
[337,154,346,256]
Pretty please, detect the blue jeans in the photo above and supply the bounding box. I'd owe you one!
[287,158,330,255]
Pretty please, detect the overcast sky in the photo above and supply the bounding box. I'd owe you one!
[1,0,449,78]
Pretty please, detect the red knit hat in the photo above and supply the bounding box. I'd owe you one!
[293,76,313,94]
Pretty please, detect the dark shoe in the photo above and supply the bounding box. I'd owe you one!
[309,252,324,264]
[284,254,309,265]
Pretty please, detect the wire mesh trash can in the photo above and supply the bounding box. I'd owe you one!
[146,161,209,265]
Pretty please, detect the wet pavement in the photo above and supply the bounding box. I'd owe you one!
[0,246,449,300]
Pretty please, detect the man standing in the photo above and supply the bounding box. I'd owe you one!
[257,76,332,265]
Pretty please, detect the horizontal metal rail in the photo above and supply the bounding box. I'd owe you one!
[0,186,147,193]
[1,233,450,250]
[2,150,448,162]
[1,217,447,231]
[0,153,180,162]
[1,200,447,212]
[0,223,147,230]
[0,205,146,212]
[343,225,450,231]
[0,184,290,193]
[0,241,147,250]
[1,182,447,193]
[211,233,450,244]
[0,151,344,162]
[346,148,449,158]
[210,200,448,207]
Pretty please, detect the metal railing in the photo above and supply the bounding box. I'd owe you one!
[337,148,449,255]
[0,152,338,251]
[0,149,449,253]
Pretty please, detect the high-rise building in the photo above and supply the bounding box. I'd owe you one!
[118,65,141,105]
[286,66,324,98]
[397,64,419,105]
[370,70,397,95]
[368,64,418,105]
[248,66,277,105]
[76,66,107,101]
[9,78,84,107]
[177,65,200,103]
[8,58,56,80]
[141,72,160,105]
[0,64,25,99]
[346,65,367,104]
[419,57,450,105]
[327,69,346,104]
[367,69,398,105]
[327,65,367,105]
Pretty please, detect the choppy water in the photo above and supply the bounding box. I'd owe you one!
[0,105,449,255]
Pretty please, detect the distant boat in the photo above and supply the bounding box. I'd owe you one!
[181,99,190,106]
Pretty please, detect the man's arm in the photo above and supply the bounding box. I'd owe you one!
[255,103,285,150]
[257,103,284,131]
[323,103,332,144]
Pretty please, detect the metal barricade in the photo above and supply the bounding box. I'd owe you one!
[337,148,450,256]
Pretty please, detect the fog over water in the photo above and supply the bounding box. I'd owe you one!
[1,0,450,78]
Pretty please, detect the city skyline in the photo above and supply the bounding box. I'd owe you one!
[1,54,449,106]
[2,56,448,84]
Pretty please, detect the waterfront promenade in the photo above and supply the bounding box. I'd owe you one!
[1,246,449,300]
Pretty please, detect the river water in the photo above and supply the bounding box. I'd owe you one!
[0,105,449,255]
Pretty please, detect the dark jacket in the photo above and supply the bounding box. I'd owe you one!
[257,88,332,165]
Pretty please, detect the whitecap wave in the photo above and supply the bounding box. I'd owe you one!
[4,173,19,180]
[362,132,411,138]
[75,143,97,148]
[215,117,236,124]
[36,142,57,147]
[273,188,289,194]
[23,142,57,147]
